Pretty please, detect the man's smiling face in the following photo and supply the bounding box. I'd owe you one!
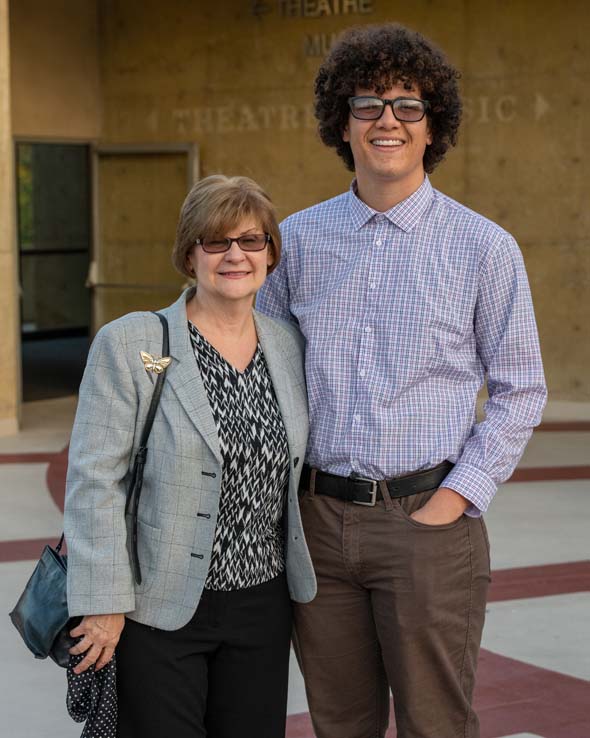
[342,81,432,202]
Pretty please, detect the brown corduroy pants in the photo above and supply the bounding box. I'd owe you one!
[293,479,491,738]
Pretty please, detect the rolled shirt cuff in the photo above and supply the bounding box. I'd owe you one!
[441,462,497,517]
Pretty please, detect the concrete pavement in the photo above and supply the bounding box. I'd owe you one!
[1,396,589,738]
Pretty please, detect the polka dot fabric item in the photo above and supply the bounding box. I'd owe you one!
[67,650,117,737]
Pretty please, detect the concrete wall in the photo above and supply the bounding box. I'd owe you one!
[6,1,589,403]
[459,1,589,402]
[96,0,589,400]
[0,0,20,434]
[94,150,189,326]
[4,0,100,428]
[10,0,101,139]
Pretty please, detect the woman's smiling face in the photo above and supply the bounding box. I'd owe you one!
[186,217,274,307]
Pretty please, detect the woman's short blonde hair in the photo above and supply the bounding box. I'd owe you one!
[172,175,282,279]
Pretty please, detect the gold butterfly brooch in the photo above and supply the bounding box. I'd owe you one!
[140,351,172,374]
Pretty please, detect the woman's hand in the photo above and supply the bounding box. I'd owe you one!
[69,613,126,674]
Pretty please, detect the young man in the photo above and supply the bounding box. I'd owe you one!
[257,24,546,738]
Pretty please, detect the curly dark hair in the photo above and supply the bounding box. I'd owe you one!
[315,24,462,173]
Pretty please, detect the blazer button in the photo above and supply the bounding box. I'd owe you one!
[293,457,300,468]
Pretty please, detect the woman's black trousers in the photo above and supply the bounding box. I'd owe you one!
[116,573,292,738]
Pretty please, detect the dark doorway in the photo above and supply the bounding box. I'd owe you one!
[16,142,92,401]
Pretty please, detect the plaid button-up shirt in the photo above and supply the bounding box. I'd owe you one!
[257,177,547,514]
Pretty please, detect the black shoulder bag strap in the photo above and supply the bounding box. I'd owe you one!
[125,312,170,584]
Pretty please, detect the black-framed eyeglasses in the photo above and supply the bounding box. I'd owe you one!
[196,233,271,254]
[348,96,430,122]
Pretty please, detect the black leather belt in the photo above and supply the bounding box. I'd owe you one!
[300,461,454,507]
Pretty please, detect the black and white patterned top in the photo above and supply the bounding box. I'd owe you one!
[188,321,290,590]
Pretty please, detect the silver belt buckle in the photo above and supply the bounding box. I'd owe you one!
[351,476,378,507]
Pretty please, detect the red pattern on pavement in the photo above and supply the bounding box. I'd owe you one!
[0,452,58,464]
[510,466,590,482]
[0,537,62,563]
[287,650,590,737]
[475,649,590,738]
[2,440,590,737]
[489,561,590,602]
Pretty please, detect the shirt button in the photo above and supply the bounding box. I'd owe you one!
[354,414,361,422]
[365,326,372,333]
[369,282,376,289]
[375,239,382,246]
[359,369,365,377]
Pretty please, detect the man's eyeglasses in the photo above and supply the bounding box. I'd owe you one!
[196,233,271,254]
[348,96,430,122]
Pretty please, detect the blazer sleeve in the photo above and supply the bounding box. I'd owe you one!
[64,321,138,616]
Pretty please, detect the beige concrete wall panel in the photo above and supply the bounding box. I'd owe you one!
[98,1,466,151]
[95,286,184,329]
[429,145,465,204]
[0,251,20,432]
[10,0,101,138]
[459,76,589,243]
[464,0,590,81]
[99,3,210,97]
[100,0,467,214]
[521,240,590,400]
[94,151,187,324]
[99,1,465,97]
[459,2,590,401]
[97,153,186,287]
[96,0,590,399]
[0,0,20,432]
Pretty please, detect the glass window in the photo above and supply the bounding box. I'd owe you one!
[17,143,91,333]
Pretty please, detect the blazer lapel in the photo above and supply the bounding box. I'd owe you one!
[159,288,222,464]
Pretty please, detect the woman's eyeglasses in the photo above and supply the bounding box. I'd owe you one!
[196,233,271,254]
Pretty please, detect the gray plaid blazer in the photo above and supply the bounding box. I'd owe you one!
[64,287,316,630]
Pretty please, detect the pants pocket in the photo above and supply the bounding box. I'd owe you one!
[394,487,466,530]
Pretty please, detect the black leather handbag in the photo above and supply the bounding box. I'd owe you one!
[9,534,76,667]
[8,312,169,667]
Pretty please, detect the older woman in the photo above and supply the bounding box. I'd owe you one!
[64,175,316,738]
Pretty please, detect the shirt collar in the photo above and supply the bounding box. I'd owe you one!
[347,176,434,233]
